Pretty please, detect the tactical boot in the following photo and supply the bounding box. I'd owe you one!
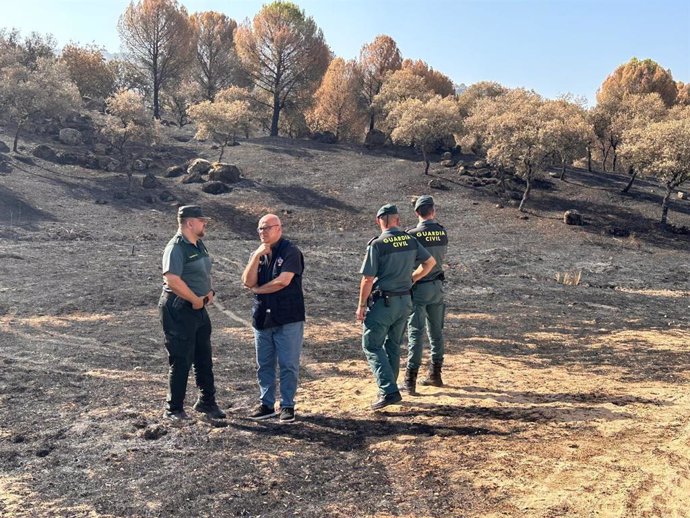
[193,399,227,419]
[163,409,195,425]
[371,391,403,410]
[420,361,444,387]
[403,367,419,396]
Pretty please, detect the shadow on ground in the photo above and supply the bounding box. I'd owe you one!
[0,184,56,226]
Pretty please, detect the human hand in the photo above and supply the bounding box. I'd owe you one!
[192,296,205,310]
[204,290,215,305]
[355,305,366,322]
[254,243,272,257]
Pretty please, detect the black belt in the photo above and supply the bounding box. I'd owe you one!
[370,289,411,308]
[381,290,411,296]
[161,291,198,308]
[415,272,445,285]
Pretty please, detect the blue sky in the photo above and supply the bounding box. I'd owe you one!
[3,0,689,105]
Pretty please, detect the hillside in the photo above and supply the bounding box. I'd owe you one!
[1,127,690,517]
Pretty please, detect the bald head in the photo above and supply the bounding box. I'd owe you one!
[257,213,283,245]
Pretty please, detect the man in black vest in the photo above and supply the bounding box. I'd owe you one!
[242,214,305,422]
[159,205,226,423]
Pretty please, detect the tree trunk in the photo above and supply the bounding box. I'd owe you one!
[13,123,22,152]
[587,145,592,172]
[559,159,566,180]
[518,168,532,212]
[153,79,160,120]
[368,113,375,132]
[218,143,225,162]
[498,167,506,190]
[270,93,281,137]
[152,51,160,119]
[126,154,134,194]
[621,166,637,194]
[600,142,609,172]
[611,146,618,172]
[422,148,429,175]
[660,183,673,225]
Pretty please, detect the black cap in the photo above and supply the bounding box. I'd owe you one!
[376,204,398,218]
[177,205,210,219]
[414,195,434,211]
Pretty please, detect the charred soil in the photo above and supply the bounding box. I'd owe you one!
[1,130,690,517]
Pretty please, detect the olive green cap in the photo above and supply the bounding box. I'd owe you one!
[177,205,210,219]
[414,195,434,211]
[376,204,398,218]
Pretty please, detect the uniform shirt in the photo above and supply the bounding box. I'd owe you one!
[360,227,432,292]
[162,233,212,296]
[407,219,448,281]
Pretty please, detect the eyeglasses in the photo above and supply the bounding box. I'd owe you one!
[257,224,280,233]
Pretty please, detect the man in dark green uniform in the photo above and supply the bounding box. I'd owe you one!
[404,195,449,394]
[158,205,225,422]
[356,204,436,410]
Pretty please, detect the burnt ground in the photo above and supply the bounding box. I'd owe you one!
[1,128,690,517]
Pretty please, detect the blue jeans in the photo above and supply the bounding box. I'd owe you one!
[253,321,304,409]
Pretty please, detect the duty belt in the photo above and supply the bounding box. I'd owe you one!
[370,289,411,307]
[161,290,208,308]
[415,272,446,285]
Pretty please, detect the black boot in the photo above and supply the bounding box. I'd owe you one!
[403,368,419,396]
[420,361,444,387]
[371,391,402,410]
[193,398,227,419]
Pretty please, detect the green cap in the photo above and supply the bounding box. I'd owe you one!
[178,205,210,219]
[376,204,398,218]
[414,195,434,211]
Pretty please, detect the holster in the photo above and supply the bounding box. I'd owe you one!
[369,289,386,307]
[371,289,409,307]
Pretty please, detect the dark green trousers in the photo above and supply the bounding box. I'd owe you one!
[362,295,412,395]
[407,281,446,370]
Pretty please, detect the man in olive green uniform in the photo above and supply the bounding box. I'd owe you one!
[356,204,436,410]
[158,205,225,422]
[404,195,449,395]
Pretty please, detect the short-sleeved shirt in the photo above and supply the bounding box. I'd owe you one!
[162,233,212,296]
[253,238,305,329]
[257,238,303,286]
[360,227,431,292]
[407,219,448,281]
